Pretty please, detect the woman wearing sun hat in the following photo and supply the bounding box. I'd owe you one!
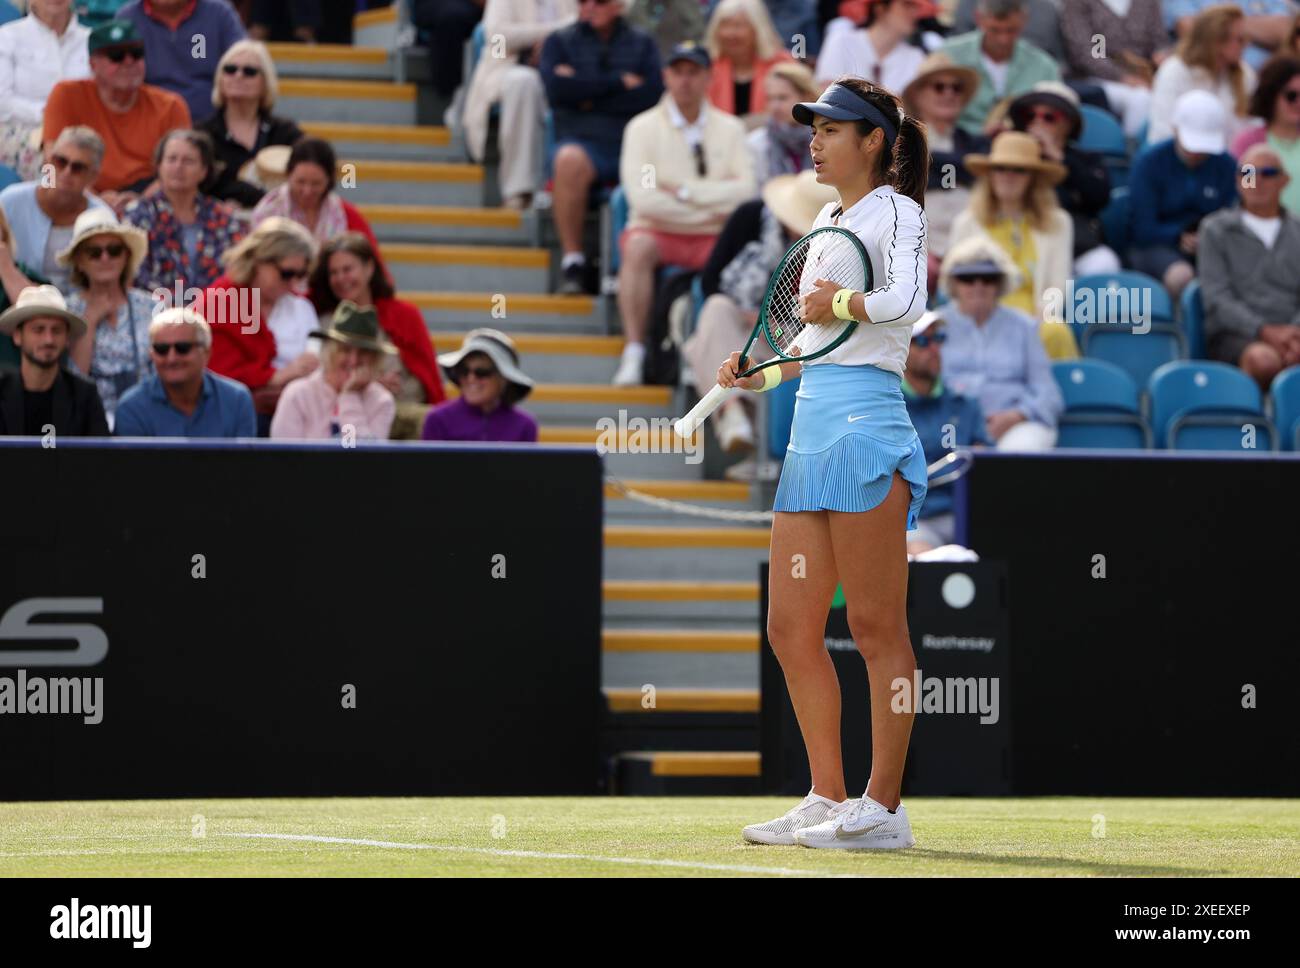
[58,207,154,426]
[421,328,538,443]
[269,300,396,440]
[948,130,1079,359]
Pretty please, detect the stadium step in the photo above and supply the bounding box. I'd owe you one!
[603,580,759,626]
[430,332,623,382]
[604,525,771,579]
[410,293,605,332]
[603,629,758,653]
[602,478,765,527]
[443,383,674,424]
[342,161,483,207]
[610,751,761,795]
[278,78,418,125]
[362,205,533,245]
[268,42,394,80]
[301,122,463,162]
[354,3,399,48]
[542,427,705,480]
[384,243,548,293]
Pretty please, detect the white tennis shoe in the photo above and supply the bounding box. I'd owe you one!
[793,795,916,850]
[742,790,844,845]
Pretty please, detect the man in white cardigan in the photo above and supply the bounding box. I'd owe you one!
[613,42,755,386]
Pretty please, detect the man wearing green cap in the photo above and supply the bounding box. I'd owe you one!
[42,18,191,212]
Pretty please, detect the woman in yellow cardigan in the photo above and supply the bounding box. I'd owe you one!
[948,131,1079,359]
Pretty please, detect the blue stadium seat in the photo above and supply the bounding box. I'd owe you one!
[0,163,19,193]
[1098,186,1129,253]
[1148,360,1275,451]
[1078,104,1127,158]
[1071,271,1182,389]
[1179,277,1205,360]
[1052,359,1151,448]
[541,110,556,181]
[470,21,486,73]
[767,377,800,459]
[1269,366,1300,451]
[606,185,629,274]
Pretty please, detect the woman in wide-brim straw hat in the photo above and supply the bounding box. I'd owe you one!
[420,328,539,443]
[269,300,397,440]
[682,169,837,477]
[948,130,1080,359]
[57,207,155,425]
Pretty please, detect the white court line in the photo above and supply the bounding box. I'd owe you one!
[222,832,858,877]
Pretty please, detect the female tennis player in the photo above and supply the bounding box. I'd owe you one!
[728,77,930,849]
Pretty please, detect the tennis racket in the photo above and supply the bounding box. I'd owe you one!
[673,225,872,439]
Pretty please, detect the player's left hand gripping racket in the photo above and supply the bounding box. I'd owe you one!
[673,225,872,439]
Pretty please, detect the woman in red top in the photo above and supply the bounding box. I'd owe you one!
[251,137,383,261]
[704,0,794,117]
[310,232,444,437]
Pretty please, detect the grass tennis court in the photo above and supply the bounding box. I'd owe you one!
[2,797,1297,877]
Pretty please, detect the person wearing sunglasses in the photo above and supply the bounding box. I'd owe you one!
[0,0,91,181]
[950,129,1079,359]
[936,237,1063,452]
[1231,55,1300,216]
[196,39,302,208]
[1199,143,1300,390]
[900,310,989,554]
[903,52,987,290]
[1008,82,1120,278]
[612,42,756,385]
[122,128,248,296]
[42,19,191,215]
[57,208,152,427]
[421,329,539,442]
[0,284,109,436]
[202,216,320,435]
[117,0,246,125]
[113,306,255,438]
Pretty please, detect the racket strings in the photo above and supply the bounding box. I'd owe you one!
[763,235,868,360]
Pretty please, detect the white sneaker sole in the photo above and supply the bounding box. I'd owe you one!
[794,830,916,850]
[741,826,798,846]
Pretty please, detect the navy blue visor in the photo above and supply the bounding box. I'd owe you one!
[793,83,899,148]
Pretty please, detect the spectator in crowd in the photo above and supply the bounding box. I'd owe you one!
[903,51,986,284]
[122,129,247,295]
[0,0,91,179]
[705,0,794,118]
[0,207,45,369]
[1127,89,1237,301]
[411,0,484,102]
[117,0,245,124]
[542,0,663,295]
[0,126,111,297]
[1008,82,1119,275]
[683,169,836,476]
[1166,0,1296,72]
[0,284,108,435]
[1231,55,1300,215]
[937,236,1063,450]
[270,301,397,440]
[626,0,705,57]
[901,310,989,555]
[1199,143,1300,389]
[613,44,755,386]
[197,39,303,208]
[114,305,256,437]
[42,19,191,211]
[746,60,818,185]
[251,137,382,256]
[942,0,1059,135]
[815,0,931,93]
[249,0,319,44]
[201,215,320,433]
[949,130,1077,358]
[310,232,446,439]
[463,0,577,212]
[421,328,540,442]
[1149,4,1257,146]
[951,0,1065,63]
[1060,0,1165,138]
[1288,12,1300,57]
[59,208,151,426]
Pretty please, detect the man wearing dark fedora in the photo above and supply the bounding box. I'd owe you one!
[0,285,109,436]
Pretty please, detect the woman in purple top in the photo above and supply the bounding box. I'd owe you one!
[421,328,539,443]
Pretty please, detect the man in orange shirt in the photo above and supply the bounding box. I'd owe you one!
[42,19,191,214]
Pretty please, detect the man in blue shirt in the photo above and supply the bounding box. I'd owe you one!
[115,306,256,437]
[1127,89,1237,303]
[118,0,246,123]
[902,311,989,554]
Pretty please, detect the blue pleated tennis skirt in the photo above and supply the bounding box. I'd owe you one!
[772,363,929,530]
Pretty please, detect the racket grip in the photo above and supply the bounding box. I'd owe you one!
[674,383,729,439]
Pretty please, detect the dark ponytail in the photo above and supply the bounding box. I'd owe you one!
[835,75,930,208]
